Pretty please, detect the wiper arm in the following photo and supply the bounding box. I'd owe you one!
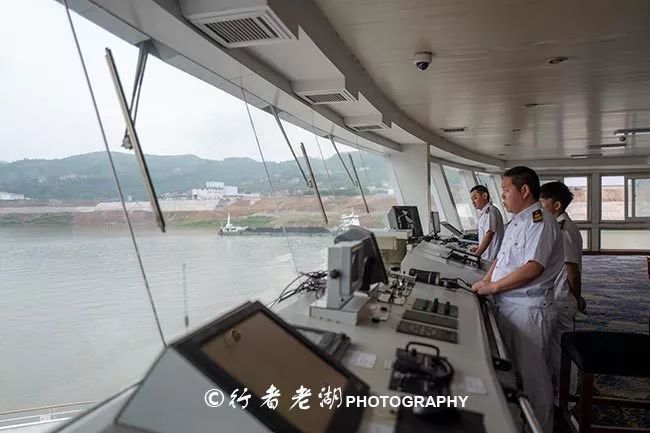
[330,135,357,186]
[300,142,328,225]
[121,42,150,150]
[348,154,370,214]
[105,47,166,233]
[270,106,313,188]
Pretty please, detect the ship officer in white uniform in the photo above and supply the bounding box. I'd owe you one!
[539,181,586,401]
[472,166,563,433]
[469,184,504,261]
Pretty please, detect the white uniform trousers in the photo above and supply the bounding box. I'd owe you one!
[497,300,557,433]
[549,302,578,402]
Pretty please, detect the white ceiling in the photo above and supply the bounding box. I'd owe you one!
[312,0,650,160]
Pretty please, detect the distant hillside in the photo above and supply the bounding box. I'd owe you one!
[0,151,392,201]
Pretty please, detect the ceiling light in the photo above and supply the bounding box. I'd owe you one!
[614,127,650,137]
[570,153,602,159]
[546,56,568,65]
[588,143,627,150]
[522,103,539,109]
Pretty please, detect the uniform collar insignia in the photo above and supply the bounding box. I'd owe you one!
[532,209,543,223]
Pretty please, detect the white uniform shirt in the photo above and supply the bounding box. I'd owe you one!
[554,212,582,307]
[478,203,504,261]
[492,202,564,306]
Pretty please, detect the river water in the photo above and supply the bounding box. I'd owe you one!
[0,227,332,411]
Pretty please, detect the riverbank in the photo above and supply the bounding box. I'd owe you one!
[0,194,396,230]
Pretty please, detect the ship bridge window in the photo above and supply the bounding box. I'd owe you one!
[245,105,400,272]
[626,177,650,219]
[443,165,478,230]
[0,0,168,418]
[430,163,462,230]
[348,144,398,229]
[601,230,650,251]
[475,172,508,220]
[602,176,625,221]
[541,176,589,222]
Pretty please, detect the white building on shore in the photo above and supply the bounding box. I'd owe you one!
[0,191,25,201]
[190,181,238,200]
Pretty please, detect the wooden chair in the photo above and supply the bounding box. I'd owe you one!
[559,331,650,433]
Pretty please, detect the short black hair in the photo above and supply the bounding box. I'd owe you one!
[503,166,541,200]
[540,181,574,210]
[470,185,490,201]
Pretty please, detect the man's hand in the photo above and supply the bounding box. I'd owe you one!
[471,280,496,295]
[469,245,478,253]
[577,296,587,313]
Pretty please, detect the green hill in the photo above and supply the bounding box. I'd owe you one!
[0,151,392,201]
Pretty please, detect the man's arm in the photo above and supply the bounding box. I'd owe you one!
[473,230,494,256]
[483,258,497,282]
[472,261,544,295]
[565,262,585,312]
[471,259,498,292]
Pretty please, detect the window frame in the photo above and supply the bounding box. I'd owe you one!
[540,175,590,223]
[442,164,479,231]
[475,171,508,220]
[625,175,650,221]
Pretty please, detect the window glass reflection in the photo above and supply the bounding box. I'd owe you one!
[601,176,625,221]
[443,166,478,230]
[0,0,161,414]
[564,176,588,221]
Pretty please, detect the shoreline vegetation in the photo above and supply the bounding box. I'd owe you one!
[0,195,397,232]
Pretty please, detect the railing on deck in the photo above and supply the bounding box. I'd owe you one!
[0,401,96,431]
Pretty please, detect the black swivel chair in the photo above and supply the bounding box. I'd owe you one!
[558,322,650,433]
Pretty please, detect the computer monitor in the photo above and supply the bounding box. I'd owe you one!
[431,211,441,235]
[176,301,369,433]
[334,225,389,289]
[387,206,424,237]
[326,240,365,308]
[441,221,464,238]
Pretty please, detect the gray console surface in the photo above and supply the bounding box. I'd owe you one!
[277,274,517,433]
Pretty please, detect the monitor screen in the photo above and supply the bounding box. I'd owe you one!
[431,211,441,234]
[441,221,464,238]
[177,302,368,433]
[387,206,423,237]
[334,225,388,287]
[349,245,362,291]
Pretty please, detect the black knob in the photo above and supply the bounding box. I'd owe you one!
[329,269,341,279]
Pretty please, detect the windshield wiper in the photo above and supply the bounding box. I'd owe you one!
[270,106,313,188]
[348,154,370,214]
[105,47,166,233]
[329,135,358,186]
[300,142,328,225]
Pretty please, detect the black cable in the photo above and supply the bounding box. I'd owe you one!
[267,274,305,309]
[269,270,326,308]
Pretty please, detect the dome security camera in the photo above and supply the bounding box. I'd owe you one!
[619,135,627,142]
[413,51,433,71]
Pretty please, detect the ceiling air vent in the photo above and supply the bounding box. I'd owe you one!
[292,79,357,105]
[181,0,296,48]
[344,115,390,132]
[441,127,468,133]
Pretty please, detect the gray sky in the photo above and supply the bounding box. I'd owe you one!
[0,0,339,163]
